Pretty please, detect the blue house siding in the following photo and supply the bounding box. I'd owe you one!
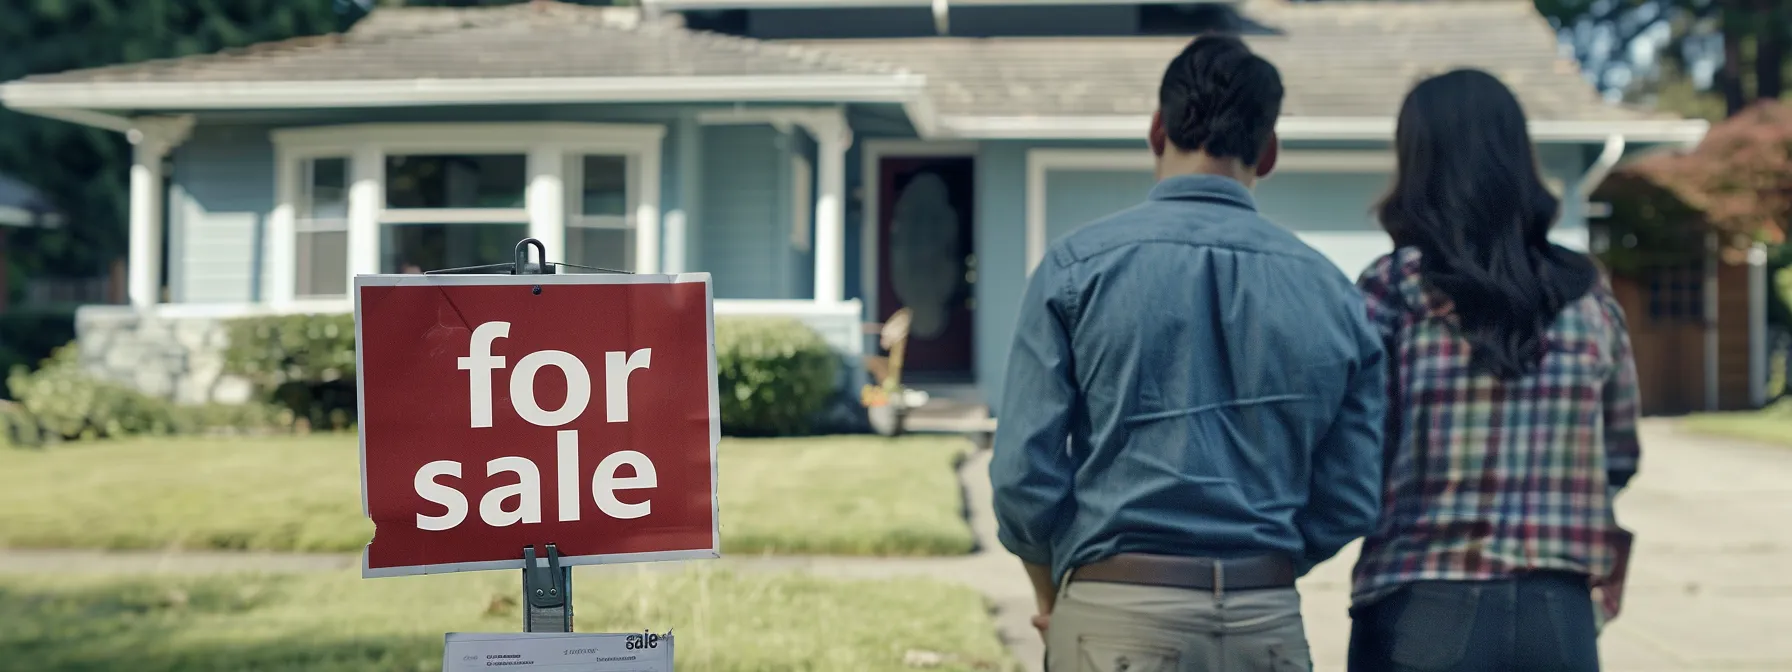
[699,124,797,300]
[973,141,1032,408]
[169,125,274,303]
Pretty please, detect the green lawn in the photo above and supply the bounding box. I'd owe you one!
[1682,400,1792,447]
[0,566,1013,672]
[0,434,975,556]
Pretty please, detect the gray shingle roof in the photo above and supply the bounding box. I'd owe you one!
[14,0,1652,123]
[20,2,901,85]
[784,0,1654,121]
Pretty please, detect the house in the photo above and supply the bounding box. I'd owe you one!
[1591,102,1792,415]
[0,0,1710,416]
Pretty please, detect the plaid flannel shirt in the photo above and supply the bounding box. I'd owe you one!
[1350,247,1642,623]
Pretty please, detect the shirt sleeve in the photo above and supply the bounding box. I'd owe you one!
[1293,290,1389,575]
[1599,290,1642,494]
[988,257,1080,568]
[1355,252,1405,343]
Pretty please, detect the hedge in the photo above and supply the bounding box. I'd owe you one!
[714,317,840,436]
[3,314,843,446]
[2,346,290,448]
[221,313,359,432]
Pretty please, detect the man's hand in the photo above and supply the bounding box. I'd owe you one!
[1031,613,1050,642]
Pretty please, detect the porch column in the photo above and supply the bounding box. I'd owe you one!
[1749,243,1770,407]
[1704,232,1721,411]
[808,111,851,304]
[526,145,566,261]
[346,146,383,281]
[126,141,166,308]
[125,117,192,308]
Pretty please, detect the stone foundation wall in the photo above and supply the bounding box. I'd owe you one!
[75,306,255,405]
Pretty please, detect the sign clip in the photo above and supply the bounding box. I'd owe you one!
[522,543,573,633]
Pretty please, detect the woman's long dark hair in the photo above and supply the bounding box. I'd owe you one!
[1378,69,1600,379]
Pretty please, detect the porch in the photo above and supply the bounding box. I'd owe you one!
[85,107,879,412]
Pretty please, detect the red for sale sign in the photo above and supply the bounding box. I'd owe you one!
[354,272,719,577]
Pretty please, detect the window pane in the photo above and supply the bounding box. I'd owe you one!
[381,223,529,274]
[566,227,634,273]
[296,230,349,297]
[580,155,628,216]
[304,158,349,219]
[385,154,526,209]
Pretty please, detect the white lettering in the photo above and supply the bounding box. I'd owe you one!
[511,349,592,427]
[479,456,541,527]
[557,430,580,522]
[605,349,652,423]
[592,450,657,520]
[458,321,511,428]
[414,460,468,531]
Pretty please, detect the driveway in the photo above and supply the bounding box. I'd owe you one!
[1297,419,1792,671]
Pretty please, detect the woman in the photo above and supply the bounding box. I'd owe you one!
[1347,68,1641,672]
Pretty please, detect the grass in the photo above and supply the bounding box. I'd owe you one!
[1682,399,1792,447]
[0,434,975,556]
[0,566,1014,672]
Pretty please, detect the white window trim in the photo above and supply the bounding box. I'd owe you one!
[270,122,665,304]
[859,139,979,323]
[1023,148,1396,273]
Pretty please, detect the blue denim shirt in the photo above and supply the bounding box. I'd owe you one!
[989,173,1387,586]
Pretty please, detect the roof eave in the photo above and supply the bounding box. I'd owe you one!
[0,74,929,113]
[936,115,1712,144]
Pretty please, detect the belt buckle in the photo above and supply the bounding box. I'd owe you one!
[1212,560,1224,601]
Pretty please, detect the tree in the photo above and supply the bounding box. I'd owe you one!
[1535,0,1789,118]
[1597,100,1792,274]
[0,1,342,301]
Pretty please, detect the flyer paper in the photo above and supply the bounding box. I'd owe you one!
[443,631,672,671]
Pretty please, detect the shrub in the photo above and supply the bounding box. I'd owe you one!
[714,317,839,436]
[0,400,39,448]
[0,308,77,398]
[5,346,180,442]
[2,344,293,447]
[222,313,358,431]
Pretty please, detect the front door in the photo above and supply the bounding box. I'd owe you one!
[877,156,975,377]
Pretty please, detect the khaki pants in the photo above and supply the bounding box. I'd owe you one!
[1046,581,1312,672]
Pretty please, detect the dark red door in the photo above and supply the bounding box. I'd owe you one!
[877,156,975,376]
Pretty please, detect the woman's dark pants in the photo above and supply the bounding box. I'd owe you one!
[1347,571,1601,672]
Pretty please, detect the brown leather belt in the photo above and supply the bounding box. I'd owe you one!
[1069,553,1296,596]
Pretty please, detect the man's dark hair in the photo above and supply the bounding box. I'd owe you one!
[1157,35,1284,165]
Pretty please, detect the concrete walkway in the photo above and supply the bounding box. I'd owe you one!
[3,419,1789,671]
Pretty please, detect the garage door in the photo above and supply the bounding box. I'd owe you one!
[1041,169,1395,280]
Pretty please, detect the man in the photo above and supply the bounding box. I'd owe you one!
[989,34,1387,671]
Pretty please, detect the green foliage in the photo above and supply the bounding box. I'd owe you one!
[0,401,39,449]
[221,314,358,431]
[0,307,76,398]
[714,317,839,437]
[2,344,291,447]
[5,346,180,442]
[0,1,343,289]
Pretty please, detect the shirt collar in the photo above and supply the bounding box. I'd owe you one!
[1147,173,1258,211]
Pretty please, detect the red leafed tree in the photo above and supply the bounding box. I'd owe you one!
[1597,100,1792,271]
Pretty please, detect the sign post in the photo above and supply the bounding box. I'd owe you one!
[355,238,718,647]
